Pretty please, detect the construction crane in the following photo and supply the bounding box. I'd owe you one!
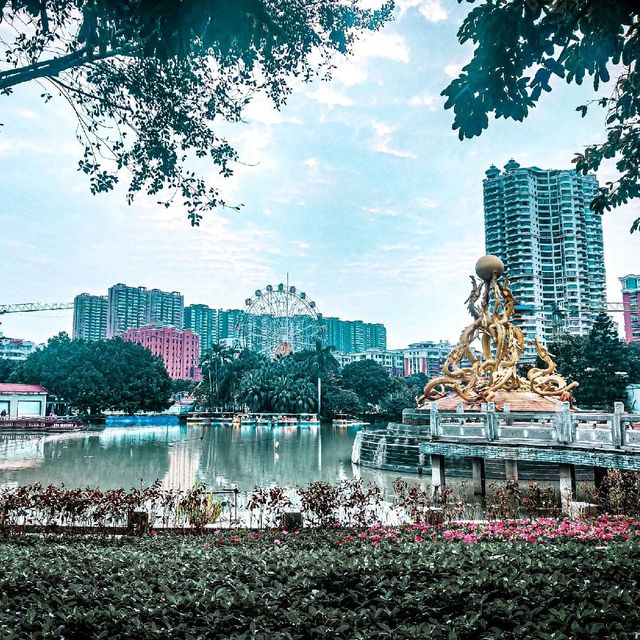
[0,302,74,315]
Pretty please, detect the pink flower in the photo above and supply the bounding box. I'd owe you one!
[274,538,281,545]
[415,535,424,543]
[203,543,209,548]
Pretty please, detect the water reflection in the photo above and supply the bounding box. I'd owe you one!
[0,422,401,493]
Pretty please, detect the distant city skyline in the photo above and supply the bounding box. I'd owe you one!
[1,2,638,348]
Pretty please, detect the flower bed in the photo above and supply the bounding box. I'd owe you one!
[3,530,640,638]
[193,515,640,547]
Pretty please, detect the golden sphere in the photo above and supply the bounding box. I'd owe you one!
[475,255,504,281]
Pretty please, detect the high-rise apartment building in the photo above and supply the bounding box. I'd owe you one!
[620,275,640,343]
[72,293,108,341]
[217,309,242,341]
[147,289,184,330]
[321,317,387,354]
[106,283,184,337]
[184,304,218,358]
[484,160,606,359]
[122,325,201,381]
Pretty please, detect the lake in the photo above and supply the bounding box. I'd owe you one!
[0,422,423,497]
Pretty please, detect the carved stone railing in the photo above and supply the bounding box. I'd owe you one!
[402,402,640,450]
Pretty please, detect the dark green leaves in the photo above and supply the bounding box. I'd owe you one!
[10,333,173,413]
[3,535,640,639]
[0,0,393,224]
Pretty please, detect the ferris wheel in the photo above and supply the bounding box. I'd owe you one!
[239,282,323,358]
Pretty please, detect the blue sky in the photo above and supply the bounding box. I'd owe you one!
[1,0,638,348]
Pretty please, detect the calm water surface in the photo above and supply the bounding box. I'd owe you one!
[0,422,421,495]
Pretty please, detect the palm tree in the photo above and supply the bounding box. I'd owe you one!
[200,344,237,410]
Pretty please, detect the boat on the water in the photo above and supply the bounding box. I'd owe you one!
[105,415,179,427]
[274,414,298,425]
[0,416,83,432]
[298,413,320,426]
[332,413,367,427]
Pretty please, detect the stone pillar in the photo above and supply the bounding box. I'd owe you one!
[559,464,576,514]
[612,402,625,448]
[505,458,518,482]
[555,402,573,444]
[430,403,439,438]
[431,454,445,497]
[471,457,486,496]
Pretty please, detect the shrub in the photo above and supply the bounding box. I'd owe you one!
[3,532,640,638]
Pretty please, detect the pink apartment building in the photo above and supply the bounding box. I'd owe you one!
[123,325,202,381]
[620,275,640,344]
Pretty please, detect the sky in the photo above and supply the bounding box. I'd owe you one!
[1,1,638,348]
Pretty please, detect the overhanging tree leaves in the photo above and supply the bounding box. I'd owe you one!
[0,0,393,224]
[442,0,640,232]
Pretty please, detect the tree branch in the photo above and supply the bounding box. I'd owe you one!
[0,45,133,91]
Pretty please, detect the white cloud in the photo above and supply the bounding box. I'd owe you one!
[397,0,448,22]
[331,60,368,86]
[418,197,439,210]
[408,91,438,110]
[306,85,354,108]
[291,240,311,255]
[372,121,395,138]
[352,33,410,64]
[361,206,400,218]
[444,62,464,78]
[371,121,417,159]
[375,141,416,159]
[303,158,318,169]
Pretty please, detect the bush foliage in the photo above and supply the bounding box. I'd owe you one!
[3,532,640,638]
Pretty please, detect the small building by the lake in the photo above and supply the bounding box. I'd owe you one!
[0,383,47,417]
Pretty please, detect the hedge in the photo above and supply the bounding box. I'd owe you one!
[2,529,640,639]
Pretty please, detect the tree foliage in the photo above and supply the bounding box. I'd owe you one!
[546,313,640,410]
[443,0,640,231]
[340,359,395,408]
[0,0,392,224]
[10,333,172,413]
[0,357,19,381]
[195,344,427,419]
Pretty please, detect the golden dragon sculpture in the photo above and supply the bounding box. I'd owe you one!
[416,256,577,406]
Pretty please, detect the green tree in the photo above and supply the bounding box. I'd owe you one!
[238,366,274,412]
[340,359,394,409]
[379,388,415,422]
[0,358,19,382]
[442,1,640,231]
[12,333,172,413]
[171,379,195,397]
[548,313,635,410]
[0,0,392,224]
[321,384,362,420]
[198,344,237,409]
